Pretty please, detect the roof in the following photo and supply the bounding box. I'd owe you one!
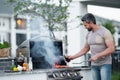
[0,0,14,14]
[81,0,120,8]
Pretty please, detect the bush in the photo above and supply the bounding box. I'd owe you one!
[0,41,10,49]
[102,21,116,35]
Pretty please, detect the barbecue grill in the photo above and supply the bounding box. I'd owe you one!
[16,37,88,80]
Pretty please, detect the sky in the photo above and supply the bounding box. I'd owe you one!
[88,5,120,22]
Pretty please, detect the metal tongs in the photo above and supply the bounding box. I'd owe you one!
[72,60,90,64]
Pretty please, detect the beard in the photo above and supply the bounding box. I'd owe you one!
[87,27,92,31]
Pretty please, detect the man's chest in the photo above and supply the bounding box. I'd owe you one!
[87,32,105,45]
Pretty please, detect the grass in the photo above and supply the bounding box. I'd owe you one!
[111,70,120,80]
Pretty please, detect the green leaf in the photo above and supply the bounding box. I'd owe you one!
[0,41,10,49]
[102,21,116,35]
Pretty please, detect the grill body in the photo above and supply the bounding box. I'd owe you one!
[47,68,83,80]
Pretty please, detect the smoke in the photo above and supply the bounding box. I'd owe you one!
[30,39,62,68]
[28,16,63,69]
[43,40,60,65]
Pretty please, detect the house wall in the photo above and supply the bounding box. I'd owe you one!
[67,1,88,67]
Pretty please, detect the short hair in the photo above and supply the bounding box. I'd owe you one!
[81,13,96,24]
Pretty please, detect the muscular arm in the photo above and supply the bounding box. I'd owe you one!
[69,42,90,60]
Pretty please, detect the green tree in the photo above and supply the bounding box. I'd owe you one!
[102,21,116,35]
[7,0,72,39]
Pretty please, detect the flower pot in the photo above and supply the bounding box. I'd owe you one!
[0,48,10,58]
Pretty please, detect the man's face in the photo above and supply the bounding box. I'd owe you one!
[82,21,92,31]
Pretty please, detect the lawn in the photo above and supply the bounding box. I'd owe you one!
[111,70,120,80]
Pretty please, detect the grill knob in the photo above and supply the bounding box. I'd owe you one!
[60,73,64,78]
[53,73,57,78]
[53,72,60,78]
[74,72,78,76]
[67,72,71,77]
[62,72,67,76]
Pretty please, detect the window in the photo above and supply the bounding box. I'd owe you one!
[15,18,26,29]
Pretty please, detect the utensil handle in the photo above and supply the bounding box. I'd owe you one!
[64,55,70,62]
[72,60,89,64]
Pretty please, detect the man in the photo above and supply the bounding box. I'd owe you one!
[67,13,115,80]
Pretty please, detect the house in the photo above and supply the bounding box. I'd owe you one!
[0,0,120,80]
[0,0,120,65]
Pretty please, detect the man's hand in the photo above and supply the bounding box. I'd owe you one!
[64,56,74,62]
[89,55,99,62]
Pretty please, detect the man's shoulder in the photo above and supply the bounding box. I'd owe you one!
[100,26,113,39]
[99,26,111,34]
[100,26,110,32]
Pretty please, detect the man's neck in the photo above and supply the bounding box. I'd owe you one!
[92,25,99,32]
